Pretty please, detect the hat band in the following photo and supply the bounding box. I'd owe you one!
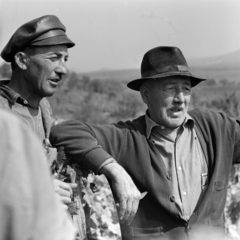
[29,29,66,44]
[142,65,190,78]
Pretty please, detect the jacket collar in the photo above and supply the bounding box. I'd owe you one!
[0,80,29,106]
[0,80,53,138]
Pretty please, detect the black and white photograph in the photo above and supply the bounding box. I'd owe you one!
[0,0,240,239]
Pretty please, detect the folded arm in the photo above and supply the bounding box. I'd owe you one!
[50,120,142,224]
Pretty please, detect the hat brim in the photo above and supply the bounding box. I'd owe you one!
[30,35,75,48]
[127,72,206,91]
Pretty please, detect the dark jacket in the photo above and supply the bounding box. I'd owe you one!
[50,108,240,240]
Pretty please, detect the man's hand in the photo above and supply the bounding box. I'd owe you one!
[43,140,78,208]
[100,162,141,225]
[53,179,77,207]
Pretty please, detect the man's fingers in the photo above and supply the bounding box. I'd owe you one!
[53,179,73,196]
[69,183,78,189]
[126,197,139,225]
[121,198,133,224]
[113,183,142,223]
[55,193,71,207]
[60,196,72,205]
[118,194,140,224]
[118,197,127,221]
[140,191,148,200]
[57,181,72,191]
[56,187,71,197]
[62,204,68,210]
[105,164,142,224]
[53,180,78,207]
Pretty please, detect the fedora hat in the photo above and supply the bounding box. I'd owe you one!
[127,46,206,91]
[1,15,75,62]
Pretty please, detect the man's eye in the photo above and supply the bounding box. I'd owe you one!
[50,57,58,61]
[165,86,174,90]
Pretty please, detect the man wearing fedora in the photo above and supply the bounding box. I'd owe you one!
[0,15,87,239]
[49,46,240,239]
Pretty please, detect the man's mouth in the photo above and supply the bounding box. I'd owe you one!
[48,77,62,86]
[170,106,182,113]
[49,79,60,83]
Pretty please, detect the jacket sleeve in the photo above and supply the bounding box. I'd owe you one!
[50,120,126,173]
[233,118,240,164]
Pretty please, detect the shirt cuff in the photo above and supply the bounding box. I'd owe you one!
[97,158,117,174]
[82,147,113,173]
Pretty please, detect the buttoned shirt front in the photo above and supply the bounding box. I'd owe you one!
[145,113,208,220]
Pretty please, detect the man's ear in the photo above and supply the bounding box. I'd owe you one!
[14,52,29,70]
[140,84,149,105]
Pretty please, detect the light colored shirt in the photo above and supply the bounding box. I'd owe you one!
[0,82,47,141]
[0,98,45,141]
[145,113,208,219]
[0,109,76,240]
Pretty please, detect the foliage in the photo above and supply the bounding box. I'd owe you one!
[48,72,145,124]
[226,166,240,239]
[83,175,121,240]
[0,63,11,79]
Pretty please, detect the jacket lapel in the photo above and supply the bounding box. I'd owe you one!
[39,98,53,138]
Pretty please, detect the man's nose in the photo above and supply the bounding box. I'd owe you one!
[55,61,67,76]
[174,91,184,102]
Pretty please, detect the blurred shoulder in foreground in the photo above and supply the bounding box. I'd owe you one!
[0,109,76,240]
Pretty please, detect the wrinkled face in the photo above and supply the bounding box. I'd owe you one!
[140,76,191,129]
[24,45,68,98]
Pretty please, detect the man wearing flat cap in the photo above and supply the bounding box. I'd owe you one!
[0,15,86,239]
[49,46,240,239]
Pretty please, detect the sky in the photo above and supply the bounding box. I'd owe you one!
[0,0,240,73]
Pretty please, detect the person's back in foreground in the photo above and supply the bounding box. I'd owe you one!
[0,109,76,240]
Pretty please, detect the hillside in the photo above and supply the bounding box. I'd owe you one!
[189,50,240,81]
[189,50,240,68]
[79,49,240,83]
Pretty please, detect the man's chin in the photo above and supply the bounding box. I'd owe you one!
[43,90,56,98]
[166,118,185,129]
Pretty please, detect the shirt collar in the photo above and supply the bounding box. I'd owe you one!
[145,110,195,139]
[0,80,29,106]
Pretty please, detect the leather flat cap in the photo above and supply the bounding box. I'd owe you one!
[127,46,206,91]
[1,15,75,62]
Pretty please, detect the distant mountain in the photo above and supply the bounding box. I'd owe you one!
[79,50,240,82]
[79,68,140,83]
[189,50,240,68]
[189,50,240,81]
